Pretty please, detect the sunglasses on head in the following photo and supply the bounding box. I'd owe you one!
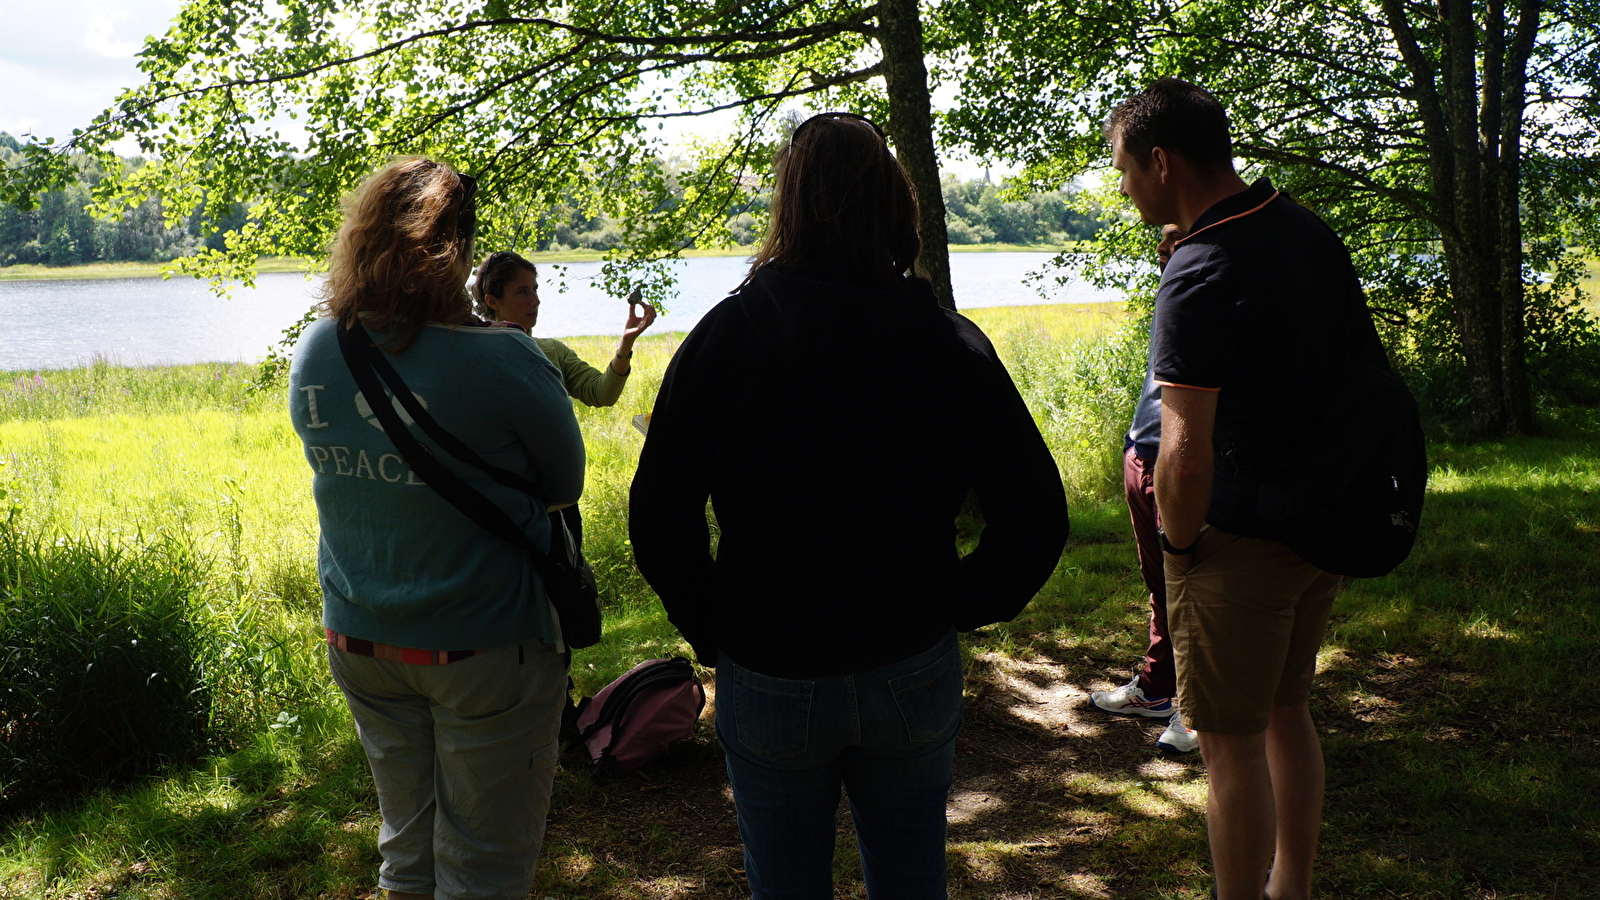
[790,111,887,142]
[456,171,478,242]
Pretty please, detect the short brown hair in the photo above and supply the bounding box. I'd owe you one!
[746,113,921,283]
[320,157,476,351]
[1106,78,1234,174]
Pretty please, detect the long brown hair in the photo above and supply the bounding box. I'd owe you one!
[746,113,921,284]
[320,157,477,351]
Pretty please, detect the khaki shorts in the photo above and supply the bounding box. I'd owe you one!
[1165,527,1341,735]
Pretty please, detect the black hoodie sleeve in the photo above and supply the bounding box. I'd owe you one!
[949,316,1071,630]
[628,308,731,666]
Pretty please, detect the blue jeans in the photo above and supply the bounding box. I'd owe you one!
[716,630,963,900]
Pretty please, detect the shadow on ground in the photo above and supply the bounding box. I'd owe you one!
[535,646,1214,900]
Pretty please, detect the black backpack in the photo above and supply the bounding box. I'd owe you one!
[1191,205,1426,579]
[1250,351,1427,578]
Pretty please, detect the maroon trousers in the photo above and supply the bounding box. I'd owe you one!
[1124,446,1176,699]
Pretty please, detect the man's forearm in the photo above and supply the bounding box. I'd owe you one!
[1155,386,1219,549]
[1155,444,1212,549]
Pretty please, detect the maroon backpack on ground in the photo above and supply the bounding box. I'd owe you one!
[572,657,706,777]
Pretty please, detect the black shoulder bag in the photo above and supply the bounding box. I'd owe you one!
[336,321,603,649]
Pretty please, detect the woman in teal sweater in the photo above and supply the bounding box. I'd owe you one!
[289,158,583,900]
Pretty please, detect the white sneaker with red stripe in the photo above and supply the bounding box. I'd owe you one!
[1088,675,1176,718]
[1157,709,1199,754]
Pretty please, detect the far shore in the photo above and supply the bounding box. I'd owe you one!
[0,243,1072,284]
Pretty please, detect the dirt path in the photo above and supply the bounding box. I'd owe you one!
[535,647,1210,899]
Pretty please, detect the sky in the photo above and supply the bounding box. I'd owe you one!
[0,0,176,144]
[2,0,1000,179]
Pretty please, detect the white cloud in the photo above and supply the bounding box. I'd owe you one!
[84,11,142,59]
[0,0,181,142]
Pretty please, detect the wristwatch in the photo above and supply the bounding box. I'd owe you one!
[1158,528,1198,555]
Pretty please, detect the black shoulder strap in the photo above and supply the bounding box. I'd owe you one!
[334,321,560,575]
[357,331,545,497]
[578,659,687,739]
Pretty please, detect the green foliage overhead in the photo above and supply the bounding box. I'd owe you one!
[0,0,904,302]
[937,0,1600,433]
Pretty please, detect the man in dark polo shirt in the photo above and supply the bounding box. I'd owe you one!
[1107,78,1362,900]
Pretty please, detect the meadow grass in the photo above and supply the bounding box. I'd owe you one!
[1,528,211,810]
[1583,256,1600,313]
[0,258,311,282]
[1,304,1595,898]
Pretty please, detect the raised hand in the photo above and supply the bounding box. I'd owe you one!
[622,288,657,341]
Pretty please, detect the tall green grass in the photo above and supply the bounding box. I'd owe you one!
[0,359,342,816]
[0,361,262,422]
[0,523,327,813]
[1,527,209,810]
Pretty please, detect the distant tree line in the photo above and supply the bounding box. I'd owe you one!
[536,172,1105,252]
[0,134,248,267]
[941,178,1106,246]
[1,135,1107,265]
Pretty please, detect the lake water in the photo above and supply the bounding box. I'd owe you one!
[0,252,1117,371]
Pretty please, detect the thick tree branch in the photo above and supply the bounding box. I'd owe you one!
[54,6,878,154]
[1233,142,1435,222]
[386,25,870,149]
[1138,26,1405,89]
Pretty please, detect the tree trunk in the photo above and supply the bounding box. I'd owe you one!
[1498,0,1543,434]
[1382,0,1503,434]
[1440,0,1506,436]
[1443,244,1507,436]
[877,0,955,310]
[1496,166,1532,433]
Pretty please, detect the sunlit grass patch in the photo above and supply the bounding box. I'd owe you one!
[963,301,1125,347]
[0,726,375,900]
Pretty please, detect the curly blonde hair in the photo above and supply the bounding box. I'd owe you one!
[320,157,476,351]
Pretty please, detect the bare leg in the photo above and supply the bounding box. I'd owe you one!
[1264,703,1324,900]
[1198,730,1275,900]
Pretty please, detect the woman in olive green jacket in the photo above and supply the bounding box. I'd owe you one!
[473,250,655,544]
[472,250,656,407]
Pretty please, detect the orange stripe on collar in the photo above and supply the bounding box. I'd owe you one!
[1154,380,1222,392]
[1174,191,1281,246]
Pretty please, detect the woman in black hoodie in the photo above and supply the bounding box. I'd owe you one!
[629,113,1069,900]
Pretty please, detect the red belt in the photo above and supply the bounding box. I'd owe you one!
[326,628,479,665]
